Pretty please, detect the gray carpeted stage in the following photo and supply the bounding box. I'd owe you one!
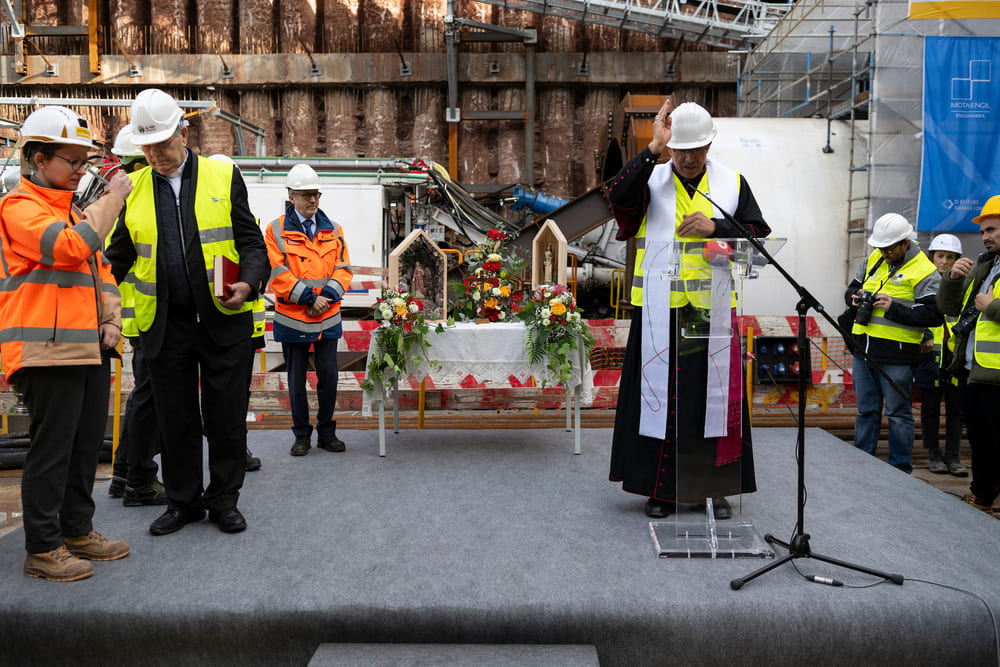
[2,426,999,666]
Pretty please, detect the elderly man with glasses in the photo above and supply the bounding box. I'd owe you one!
[845,213,942,473]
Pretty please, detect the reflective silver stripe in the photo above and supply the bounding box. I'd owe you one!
[200,227,234,244]
[304,278,328,289]
[74,220,100,253]
[632,274,644,289]
[0,267,94,291]
[270,265,290,281]
[133,277,157,297]
[121,306,135,319]
[289,281,309,302]
[635,237,644,250]
[135,242,153,259]
[206,268,214,284]
[976,340,1000,355]
[0,326,97,344]
[273,310,342,333]
[252,307,265,322]
[268,218,285,254]
[334,263,351,271]
[39,221,66,265]
[103,282,120,297]
[864,314,921,333]
[635,237,707,252]
[328,280,346,298]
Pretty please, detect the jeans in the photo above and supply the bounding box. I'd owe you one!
[852,356,915,474]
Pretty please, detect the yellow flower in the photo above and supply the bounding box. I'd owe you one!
[551,302,567,316]
[499,285,511,297]
[395,306,408,318]
[485,298,499,309]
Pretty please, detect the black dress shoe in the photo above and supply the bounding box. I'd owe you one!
[691,498,734,520]
[149,508,206,536]
[245,449,262,472]
[317,433,346,452]
[644,498,674,518]
[208,508,247,533]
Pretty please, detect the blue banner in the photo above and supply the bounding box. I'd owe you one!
[918,36,1000,232]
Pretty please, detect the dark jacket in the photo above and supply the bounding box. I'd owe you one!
[105,151,269,358]
[938,250,1000,384]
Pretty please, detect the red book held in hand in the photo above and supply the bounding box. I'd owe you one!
[213,255,240,298]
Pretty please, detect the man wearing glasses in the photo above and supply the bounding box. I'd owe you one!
[846,213,942,473]
[264,164,353,457]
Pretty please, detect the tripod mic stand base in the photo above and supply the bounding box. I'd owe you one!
[729,532,905,590]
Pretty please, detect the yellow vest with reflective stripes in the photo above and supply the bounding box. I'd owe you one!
[852,249,937,344]
[122,157,251,333]
[967,278,1000,370]
[630,163,740,308]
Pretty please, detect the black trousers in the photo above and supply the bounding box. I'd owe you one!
[112,337,161,487]
[17,357,110,553]
[146,313,251,514]
[282,337,339,439]
[960,380,1000,504]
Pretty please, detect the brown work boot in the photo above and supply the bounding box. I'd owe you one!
[961,493,995,516]
[24,545,93,582]
[62,530,130,561]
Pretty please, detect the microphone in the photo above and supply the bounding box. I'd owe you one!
[702,239,733,265]
[806,575,844,587]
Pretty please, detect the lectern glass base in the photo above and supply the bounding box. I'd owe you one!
[650,520,774,559]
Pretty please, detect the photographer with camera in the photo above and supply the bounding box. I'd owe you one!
[845,213,942,473]
[937,196,1000,515]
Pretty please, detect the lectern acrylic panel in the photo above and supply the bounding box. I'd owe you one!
[641,238,774,559]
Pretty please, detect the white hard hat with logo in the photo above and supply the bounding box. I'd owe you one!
[209,154,236,165]
[868,213,914,248]
[112,124,144,158]
[286,164,321,190]
[130,89,184,146]
[666,102,717,151]
[928,233,962,256]
[20,106,96,149]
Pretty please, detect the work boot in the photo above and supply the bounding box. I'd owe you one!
[927,449,948,474]
[944,454,968,477]
[644,498,674,518]
[107,474,127,498]
[123,480,168,506]
[290,435,311,456]
[961,493,995,515]
[62,530,130,561]
[317,433,346,453]
[24,545,93,582]
[245,448,262,472]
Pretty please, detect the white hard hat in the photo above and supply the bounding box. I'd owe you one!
[928,233,962,256]
[20,106,96,149]
[111,124,144,158]
[130,89,184,146]
[868,213,914,248]
[209,153,235,164]
[286,164,321,190]
[666,102,717,151]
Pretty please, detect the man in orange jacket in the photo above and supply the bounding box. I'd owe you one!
[265,164,353,456]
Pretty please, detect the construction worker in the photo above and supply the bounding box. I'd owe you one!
[916,233,967,476]
[938,196,1000,515]
[847,213,942,474]
[0,106,132,581]
[106,124,169,507]
[265,164,353,456]
[105,89,269,536]
[606,99,771,519]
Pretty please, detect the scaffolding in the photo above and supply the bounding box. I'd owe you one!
[740,0,1000,275]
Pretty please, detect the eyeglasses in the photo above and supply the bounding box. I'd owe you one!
[879,240,906,253]
[293,191,322,201]
[52,154,92,173]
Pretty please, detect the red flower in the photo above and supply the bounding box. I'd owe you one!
[483,261,501,272]
[488,311,499,322]
[414,299,423,310]
[403,322,413,333]
[487,229,506,241]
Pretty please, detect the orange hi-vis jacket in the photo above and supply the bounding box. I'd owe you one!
[0,177,123,378]
[265,205,352,343]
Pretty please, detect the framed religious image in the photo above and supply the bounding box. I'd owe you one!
[388,229,448,321]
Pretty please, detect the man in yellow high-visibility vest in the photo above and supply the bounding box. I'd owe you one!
[938,196,1000,515]
[846,213,942,474]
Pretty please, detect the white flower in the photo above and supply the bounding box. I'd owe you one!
[487,253,502,263]
[569,312,581,322]
[541,307,551,319]
[543,318,552,327]
[492,287,501,297]
[498,311,506,320]
[408,303,419,313]
[391,297,405,307]
[472,291,481,301]
[475,267,483,276]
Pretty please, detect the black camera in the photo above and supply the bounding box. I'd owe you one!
[951,304,981,339]
[855,290,876,326]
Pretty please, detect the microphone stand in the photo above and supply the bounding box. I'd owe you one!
[692,189,905,590]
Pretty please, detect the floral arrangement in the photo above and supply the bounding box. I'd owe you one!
[361,286,439,394]
[450,229,526,322]
[516,283,596,387]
